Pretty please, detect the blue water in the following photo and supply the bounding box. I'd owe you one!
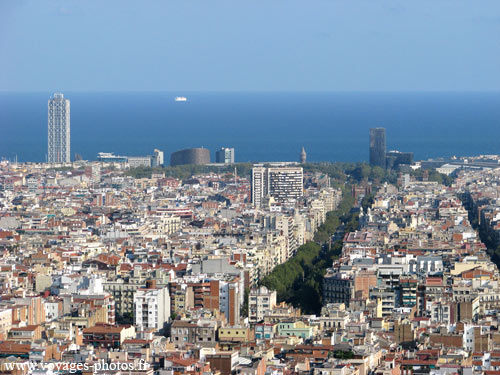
[1,91,500,163]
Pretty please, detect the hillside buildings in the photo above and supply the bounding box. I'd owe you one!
[4,155,500,375]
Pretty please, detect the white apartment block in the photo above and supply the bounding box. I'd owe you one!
[251,166,303,207]
[128,156,152,168]
[248,286,277,323]
[134,282,170,332]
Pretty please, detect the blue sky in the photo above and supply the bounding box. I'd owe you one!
[1,0,499,91]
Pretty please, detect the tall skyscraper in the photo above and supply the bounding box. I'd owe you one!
[48,93,70,163]
[216,147,235,164]
[369,128,386,168]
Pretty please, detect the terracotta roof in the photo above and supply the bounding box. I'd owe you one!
[83,325,125,334]
[401,360,437,366]
[0,342,31,353]
[172,321,198,328]
[10,325,39,332]
[168,357,198,367]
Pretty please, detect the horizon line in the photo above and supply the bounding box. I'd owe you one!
[1,89,500,94]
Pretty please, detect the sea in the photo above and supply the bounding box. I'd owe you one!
[1,91,500,164]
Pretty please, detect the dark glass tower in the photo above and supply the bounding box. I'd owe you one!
[369,128,386,168]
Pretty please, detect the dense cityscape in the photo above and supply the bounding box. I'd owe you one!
[2,92,500,375]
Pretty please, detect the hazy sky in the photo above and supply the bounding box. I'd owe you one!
[1,0,499,92]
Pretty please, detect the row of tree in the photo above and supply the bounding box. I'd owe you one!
[260,190,358,314]
[460,193,500,269]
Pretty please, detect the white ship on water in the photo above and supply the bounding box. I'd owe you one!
[175,96,187,102]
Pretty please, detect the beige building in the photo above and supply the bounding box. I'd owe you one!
[249,286,277,323]
[0,309,12,340]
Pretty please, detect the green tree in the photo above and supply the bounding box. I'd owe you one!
[333,350,354,359]
[369,166,386,181]
[261,191,358,314]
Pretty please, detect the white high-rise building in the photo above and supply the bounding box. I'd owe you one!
[134,281,170,332]
[251,167,267,208]
[251,166,303,207]
[267,167,303,203]
[153,148,164,167]
[48,93,70,163]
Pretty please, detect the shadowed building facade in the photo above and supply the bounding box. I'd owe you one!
[369,128,386,168]
[215,147,235,164]
[170,148,210,166]
[386,150,414,170]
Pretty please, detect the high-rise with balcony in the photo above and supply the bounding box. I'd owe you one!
[248,286,277,323]
[251,166,303,207]
[251,167,267,207]
[48,93,70,163]
[369,127,386,168]
[134,280,170,332]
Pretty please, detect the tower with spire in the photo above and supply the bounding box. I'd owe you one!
[300,147,307,164]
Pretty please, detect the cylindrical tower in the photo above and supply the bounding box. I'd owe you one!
[300,147,307,164]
